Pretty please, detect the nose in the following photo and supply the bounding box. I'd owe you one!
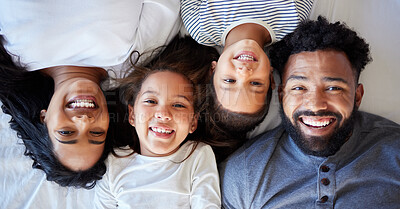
[304,89,328,111]
[154,105,172,121]
[236,65,253,76]
[72,114,95,123]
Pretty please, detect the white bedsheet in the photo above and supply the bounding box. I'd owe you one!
[0,102,95,209]
[0,1,399,208]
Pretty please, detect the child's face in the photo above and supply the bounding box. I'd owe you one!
[213,39,273,114]
[129,71,198,157]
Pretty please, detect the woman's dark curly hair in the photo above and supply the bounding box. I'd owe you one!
[0,36,112,189]
[269,16,372,83]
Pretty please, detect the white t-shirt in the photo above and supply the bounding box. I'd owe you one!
[94,142,221,209]
[0,0,182,78]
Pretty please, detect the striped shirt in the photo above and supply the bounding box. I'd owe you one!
[181,0,313,46]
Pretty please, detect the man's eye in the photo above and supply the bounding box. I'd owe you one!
[250,81,263,86]
[327,86,342,91]
[58,131,74,136]
[90,131,105,137]
[223,79,236,83]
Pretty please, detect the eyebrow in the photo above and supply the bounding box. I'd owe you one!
[285,75,307,83]
[220,87,265,94]
[323,77,348,84]
[141,90,192,102]
[285,75,348,84]
[55,138,105,145]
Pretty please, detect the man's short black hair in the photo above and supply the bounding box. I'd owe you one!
[269,16,372,83]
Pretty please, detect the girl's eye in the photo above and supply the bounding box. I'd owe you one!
[173,104,186,108]
[223,79,236,83]
[250,81,263,86]
[90,131,105,137]
[58,131,74,136]
[144,99,157,104]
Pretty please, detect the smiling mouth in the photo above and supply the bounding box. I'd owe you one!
[67,99,97,109]
[300,117,336,129]
[234,51,258,62]
[150,127,174,134]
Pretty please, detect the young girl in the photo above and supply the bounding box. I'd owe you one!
[94,66,221,208]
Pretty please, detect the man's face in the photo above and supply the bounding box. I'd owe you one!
[213,39,273,114]
[279,50,364,156]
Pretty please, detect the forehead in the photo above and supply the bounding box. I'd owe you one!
[283,50,355,83]
[141,71,194,97]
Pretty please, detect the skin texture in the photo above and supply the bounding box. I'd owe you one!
[128,71,198,157]
[213,23,274,114]
[41,66,109,171]
[279,50,364,153]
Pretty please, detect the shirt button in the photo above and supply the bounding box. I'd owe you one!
[321,165,330,172]
[321,178,330,186]
[320,195,329,203]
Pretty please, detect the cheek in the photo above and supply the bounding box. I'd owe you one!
[332,94,356,119]
[133,106,152,124]
[282,94,300,119]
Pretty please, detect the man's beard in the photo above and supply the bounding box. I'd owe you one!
[280,104,358,157]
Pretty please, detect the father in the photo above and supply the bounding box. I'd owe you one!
[220,17,400,208]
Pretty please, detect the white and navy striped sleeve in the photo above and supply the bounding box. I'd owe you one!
[181,0,314,46]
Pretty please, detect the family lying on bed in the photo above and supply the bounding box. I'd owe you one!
[1,0,400,208]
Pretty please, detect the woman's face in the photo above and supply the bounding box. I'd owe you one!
[129,71,198,157]
[42,76,109,171]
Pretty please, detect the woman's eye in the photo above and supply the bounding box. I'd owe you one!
[250,81,263,86]
[58,131,74,136]
[90,131,105,137]
[223,79,236,83]
[291,86,305,91]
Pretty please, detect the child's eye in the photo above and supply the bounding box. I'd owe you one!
[250,81,263,86]
[58,130,74,136]
[144,99,157,104]
[173,104,186,108]
[223,79,236,83]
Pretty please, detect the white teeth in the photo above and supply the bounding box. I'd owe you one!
[302,118,332,127]
[152,127,172,134]
[237,54,255,61]
[69,99,95,108]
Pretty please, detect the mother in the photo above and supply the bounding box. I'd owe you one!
[0,0,181,188]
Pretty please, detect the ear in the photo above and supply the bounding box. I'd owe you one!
[355,83,364,108]
[189,114,198,134]
[128,105,135,127]
[278,85,284,103]
[40,110,47,123]
[211,61,217,73]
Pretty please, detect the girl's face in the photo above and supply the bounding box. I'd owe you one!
[129,71,198,157]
